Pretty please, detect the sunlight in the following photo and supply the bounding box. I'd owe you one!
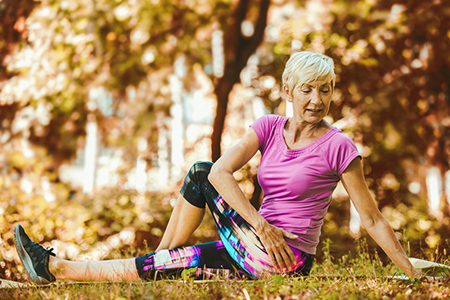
[82,121,98,194]
[157,113,170,187]
[136,156,147,193]
[349,200,361,238]
[170,55,186,182]
[445,170,450,206]
[426,166,443,220]
[212,29,224,78]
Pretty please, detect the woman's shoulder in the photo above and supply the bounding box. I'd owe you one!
[257,114,286,122]
[251,115,286,150]
[322,127,359,154]
[328,128,355,144]
[252,114,285,129]
[254,114,286,127]
[323,127,361,174]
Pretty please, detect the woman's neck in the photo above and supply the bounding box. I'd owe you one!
[284,118,331,143]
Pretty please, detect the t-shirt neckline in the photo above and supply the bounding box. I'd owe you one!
[277,117,339,156]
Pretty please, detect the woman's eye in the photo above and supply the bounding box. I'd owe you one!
[321,89,330,93]
[302,89,311,93]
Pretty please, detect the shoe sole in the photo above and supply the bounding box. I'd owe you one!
[14,224,50,285]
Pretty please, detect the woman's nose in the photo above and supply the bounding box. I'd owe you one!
[310,90,321,104]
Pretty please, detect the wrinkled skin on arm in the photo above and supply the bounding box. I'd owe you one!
[340,158,420,279]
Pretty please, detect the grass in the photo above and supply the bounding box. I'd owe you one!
[0,275,449,300]
[1,239,449,299]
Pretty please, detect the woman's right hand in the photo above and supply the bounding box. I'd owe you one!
[208,128,298,273]
[256,221,298,273]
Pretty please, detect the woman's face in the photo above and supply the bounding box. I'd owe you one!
[284,80,333,124]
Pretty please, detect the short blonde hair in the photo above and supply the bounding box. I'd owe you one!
[282,51,335,96]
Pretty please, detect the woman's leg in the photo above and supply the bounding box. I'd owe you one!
[15,224,240,283]
[49,256,139,282]
[48,163,211,281]
[15,224,141,283]
[136,241,246,280]
[156,194,205,251]
[47,162,228,282]
[179,161,315,278]
[49,240,250,282]
[14,162,245,284]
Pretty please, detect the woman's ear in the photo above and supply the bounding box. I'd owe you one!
[283,85,292,102]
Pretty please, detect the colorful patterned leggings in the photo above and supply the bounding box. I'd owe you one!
[135,161,314,280]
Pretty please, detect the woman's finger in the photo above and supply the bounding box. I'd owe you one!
[273,251,284,272]
[278,249,293,271]
[284,246,297,270]
[259,224,299,272]
[267,247,278,273]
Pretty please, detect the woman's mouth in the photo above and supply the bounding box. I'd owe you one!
[306,109,323,114]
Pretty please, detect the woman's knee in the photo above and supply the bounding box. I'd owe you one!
[189,161,213,184]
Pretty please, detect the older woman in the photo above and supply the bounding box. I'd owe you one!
[14,51,419,284]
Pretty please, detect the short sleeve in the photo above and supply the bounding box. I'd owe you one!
[327,131,361,175]
[250,115,277,153]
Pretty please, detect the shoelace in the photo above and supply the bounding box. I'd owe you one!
[44,247,56,257]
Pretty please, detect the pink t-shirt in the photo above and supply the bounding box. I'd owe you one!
[251,115,361,254]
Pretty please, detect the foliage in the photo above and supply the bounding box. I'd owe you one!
[0,0,37,80]
[0,0,240,165]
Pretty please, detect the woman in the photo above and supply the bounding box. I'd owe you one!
[14,51,419,284]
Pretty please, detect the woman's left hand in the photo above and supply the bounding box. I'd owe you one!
[256,220,298,273]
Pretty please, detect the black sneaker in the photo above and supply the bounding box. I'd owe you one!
[14,224,56,284]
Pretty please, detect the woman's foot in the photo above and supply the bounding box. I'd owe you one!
[14,224,56,284]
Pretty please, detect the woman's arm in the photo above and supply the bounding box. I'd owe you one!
[208,128,298,272]
[340,158,419,278]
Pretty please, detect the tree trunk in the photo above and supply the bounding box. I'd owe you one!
[211,0,270,161]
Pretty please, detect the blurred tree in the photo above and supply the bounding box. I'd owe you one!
[0,0,268,174]
[0,0,38,144]
[211,0,270,161]
[0,0,38,80]
[0,0,274,171]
